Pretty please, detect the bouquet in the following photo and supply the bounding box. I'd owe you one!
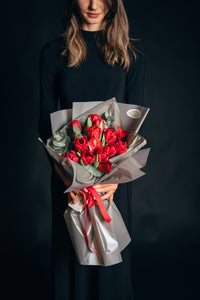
[39,97,150,266]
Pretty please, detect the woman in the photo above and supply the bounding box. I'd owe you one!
[39,0,144,299]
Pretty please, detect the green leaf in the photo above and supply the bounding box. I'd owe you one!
[99,120,103,130]
[85,164,102,177]
[101,134,105,147]
[80,158,101,177]
[87,116,93,128]
[73,125,81,135]
[94,154,99,169]
[77,151,82,157]
[80,159,86,167]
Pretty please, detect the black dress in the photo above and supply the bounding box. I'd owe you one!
[38,29,144,300]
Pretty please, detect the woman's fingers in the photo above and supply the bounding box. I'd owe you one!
[93,183,116,190]
[101,192,111,201]
[68,190,86,204]
[109,194,114,206]
[69,191,77,204]
[93,183,118,194]
[67,185,117,206]
[101,191,114,205]
[75,190,83,199]
[67,193,71,204]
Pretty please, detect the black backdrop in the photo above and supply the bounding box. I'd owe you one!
[1,1,199,299]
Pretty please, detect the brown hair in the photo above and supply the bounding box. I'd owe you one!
[61,0,139,70]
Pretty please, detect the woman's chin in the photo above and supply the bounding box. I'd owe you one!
[83,16,104,26]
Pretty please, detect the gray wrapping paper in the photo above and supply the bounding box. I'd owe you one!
[64,200,131,266]
[38,97,150,266]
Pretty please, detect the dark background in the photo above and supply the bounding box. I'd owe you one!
[1,0,199,299]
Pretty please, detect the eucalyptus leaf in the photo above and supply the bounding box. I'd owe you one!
[85,164,102,177]
[53,131,65,141]
[73,125,81,135]
[52,140,66,147]
[50,131,70,155]
[104,111,112,119]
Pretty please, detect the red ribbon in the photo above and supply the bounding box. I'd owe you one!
[87,186,111,223]
[79,190,98,254]
[80,186,112,253]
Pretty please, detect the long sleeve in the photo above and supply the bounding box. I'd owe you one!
[38,41,59,168]
[38,41,59,142]
[125,41,144,106]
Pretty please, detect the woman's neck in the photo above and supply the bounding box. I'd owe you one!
[81,23,103,32]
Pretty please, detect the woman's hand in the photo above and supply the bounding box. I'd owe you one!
[68,184,118,206]
[67,190,83,205]
[54,162,118,205]
[92,183,118,205]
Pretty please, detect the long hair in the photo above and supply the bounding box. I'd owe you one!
[61,0,139,70]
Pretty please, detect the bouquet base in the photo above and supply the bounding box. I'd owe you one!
[64,200,131,266]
